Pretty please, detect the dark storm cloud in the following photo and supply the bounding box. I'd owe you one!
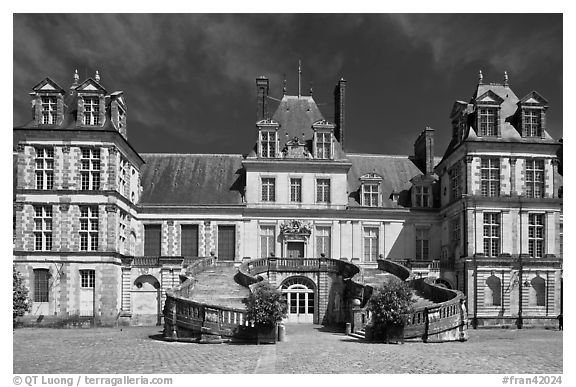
[13,14,562,155]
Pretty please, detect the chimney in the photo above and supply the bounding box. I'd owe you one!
[256,76,269,121]
[334,78,346,149]
[414,127,435,175]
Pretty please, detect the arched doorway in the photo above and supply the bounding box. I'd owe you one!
[131,274,161,326]
[281,276,315,323]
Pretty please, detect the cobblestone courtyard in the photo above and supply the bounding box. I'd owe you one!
[13,325,562,374]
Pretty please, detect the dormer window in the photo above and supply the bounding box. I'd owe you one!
[478,107,497,136]
[360,173,383,207]
[83,96,100,126]
[414,186,431,208]
[523,109,542,137]
[410,174,435,208]
[260,130,277,158]
[118,107,125,130]
[41,96,57,125]
[316,132,332,159]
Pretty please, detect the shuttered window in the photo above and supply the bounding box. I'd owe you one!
[181,225,199,258]
[144,225,161,256]
[218,225,236,260]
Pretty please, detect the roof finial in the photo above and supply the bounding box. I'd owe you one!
[283,74,287,95]
[95,70,100,83]
[478,70,483,84]
[504,70,509,86]
[298,59,302,98]
[73,69,79,85]
[309,81,313,96]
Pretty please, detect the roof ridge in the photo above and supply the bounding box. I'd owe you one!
[347,153,410,158]
[141,153,243,157]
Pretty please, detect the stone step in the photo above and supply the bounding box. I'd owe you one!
[187,265,250,309]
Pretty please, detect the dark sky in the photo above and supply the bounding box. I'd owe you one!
[13,14,563,156]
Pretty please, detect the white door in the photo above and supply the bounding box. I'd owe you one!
[283,285,314,323]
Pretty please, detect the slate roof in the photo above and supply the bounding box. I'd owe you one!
[139,154,245,205]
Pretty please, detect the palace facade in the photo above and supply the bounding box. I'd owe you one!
[13,69,562,328]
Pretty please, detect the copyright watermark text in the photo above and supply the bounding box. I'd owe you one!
[502,376,562,385]
[13,375,173,387]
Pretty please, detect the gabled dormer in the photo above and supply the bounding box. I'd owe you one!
[312,119,335,159]
[474,90,504,137]
[359,173,383,207]
[75,73,107,128]
[30,78,65,126]
[257,119,280,158]
[517,91,549,139]
[450,101,474,144]
[110,91,127,138]
[410,174,436,208]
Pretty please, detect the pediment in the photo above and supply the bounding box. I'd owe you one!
[75,78,106,93]
[360,173,383,181]
[410,173,436,185]
[312,119,335,129]
[475,90,504,105]
[519,91,549,106]
[32,78,64,94]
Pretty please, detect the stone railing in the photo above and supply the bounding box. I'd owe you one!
[132,256,161,267]
[240,256,359,279]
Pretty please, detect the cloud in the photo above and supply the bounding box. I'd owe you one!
[387,14,562,78]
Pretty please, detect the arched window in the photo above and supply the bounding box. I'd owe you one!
[530,276,546,307]
[485,275,501,307]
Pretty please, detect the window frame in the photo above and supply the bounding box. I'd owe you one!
[41,96,57,125]
[315,131,332,159]
[450,163,461,201]
[80,205,99,251]
[482,212,501,257]
[83,96,101,126]
[33,268,50,303]
[80,148,101,190]
[316,178,331,204]
[290,178,302,203]
[260,130,278,158]
[523,108,542,137]
[35,147,54,190]
[480,158,500,197]
[33,205,53,251]
[261,177,276,202]
[80,270,95,288]
[415,228,430,261]
[363,227,379,262]
[259,225,276,258]
[315,226,331,258]
[414,185,431,208]
[525,159,545,198]
[528,213,545,258]
[478,107,498,137]
[362,183,380,207]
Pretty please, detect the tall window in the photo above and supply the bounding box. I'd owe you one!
[260,131,277,158]
[290,178,302,203]
[316,227,331,258]
[479,108,497,136]
[260,226,275,258]
[144,224,162,256]
[118,211,128,255]
[316,179,330,203]
[415,228,430,260]
[118,156,128,197]
[414,186,431,208]
[525,159,545,198]
[528,214,545,258]
[451,217,461,243]
[523,109,542,137]
[34,205,52,251]
[363,227,379,262]
[80,270,95,288]
[362,183,379,207]
[33,269,50,302]
[80,148,101,190]
[35,147,54,190]
[41,96,57,124]
[316,132,331,159]
[480,158,500,197]
[261,178,275,202]
[450,164,461,201]
[83,96,100,126]
[483,213,500,257]
[181,224,199,258]
[80,206,99,251]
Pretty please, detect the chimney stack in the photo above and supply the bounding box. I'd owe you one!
[414,127,435,175]
[256,76,269,121]
[334,78,346,149]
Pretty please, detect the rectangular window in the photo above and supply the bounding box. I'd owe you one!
[363,227,379,262]
[416,228,430,260]
[479,108,497,136]
[41,96,57,125]
[483,213,500,257]
[290,178,302,203]
[35,147,54,190]
[181,225,199,258]
[80,270,95,288]
[523,109,542,137]
[80,148,101,190]
[316,227,331,258]
[80,205,99,251]
[528,214,545,258]
[316,179,331,203]
[316,132,331,159]
[363,183,379,207]
[481,158,500,197]
[261,178,276,202]
[415,186,430,208]
[451,217,461,242]
[450,164,461,201]
[83,96,100,126]
[260,131,277,158]
[260,226,275,258]
[33,205,52,251]
[33,269,49,302]
[118,156,128,197]
[525,159,545,198]
[118,210,128,255]
[144,224,162,256]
